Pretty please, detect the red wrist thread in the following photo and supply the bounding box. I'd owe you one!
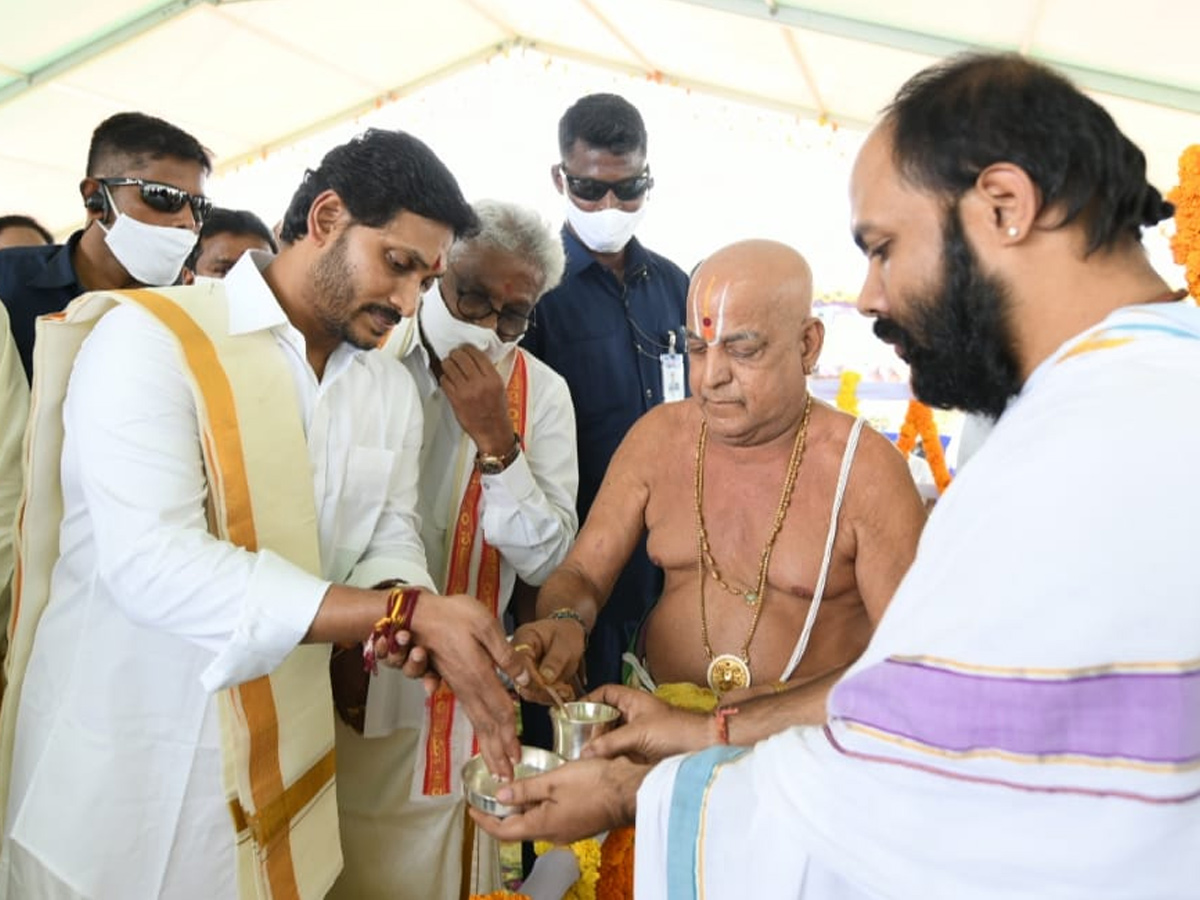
[363,587,421,674]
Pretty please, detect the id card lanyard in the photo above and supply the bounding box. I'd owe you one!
[660,329,686,403]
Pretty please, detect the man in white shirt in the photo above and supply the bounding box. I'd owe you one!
[331,199,578,899]
[473,54,1200,899]
[0,129,532,900]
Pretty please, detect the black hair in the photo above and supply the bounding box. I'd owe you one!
[86,112,212,176]
[183,207,278,271]
[0,214,53,244]
[558,93,648,158]
[279,129,477,243]
[884,53,1174,254]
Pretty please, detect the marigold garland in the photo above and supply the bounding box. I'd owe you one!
[596,827,636,900]
[895,400,953,494]
[470,891,530,900]
[835,370,861,416]
[1167,144,1200,302]
[532,837,602,900]
[653,681,718,712]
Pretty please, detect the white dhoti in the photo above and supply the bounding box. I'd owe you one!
[328,717,503,900]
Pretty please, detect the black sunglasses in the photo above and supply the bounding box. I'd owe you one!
[100,177,213,224]
[455,286,534,341]
[560,167,653,202]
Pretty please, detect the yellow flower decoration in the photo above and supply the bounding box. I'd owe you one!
[1167,144,1200,303]
[533,837,602,900]
[835,370,862,416]
[653,681,719,713]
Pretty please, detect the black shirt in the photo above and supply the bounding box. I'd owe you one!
[0,230,87,382]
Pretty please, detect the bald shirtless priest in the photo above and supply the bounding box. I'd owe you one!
[511,239,925,748]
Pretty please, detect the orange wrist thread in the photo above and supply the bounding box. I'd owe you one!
[714,706,740,745]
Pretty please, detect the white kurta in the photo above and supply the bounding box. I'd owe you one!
[0,305,28,660]
[2,252,433,900]
[400,331,579,602]
[636,301,1200,899]
[331,315,579,900]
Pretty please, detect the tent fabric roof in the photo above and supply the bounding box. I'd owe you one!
[3,0,1197,235]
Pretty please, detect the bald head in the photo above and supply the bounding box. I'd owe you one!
[686,240,823,446]
[689,240,814,343]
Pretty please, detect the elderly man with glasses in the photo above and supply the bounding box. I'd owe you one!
[330,199,579,900]
[0,111,211,382]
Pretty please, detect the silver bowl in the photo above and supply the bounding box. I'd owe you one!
[462,745,564,818]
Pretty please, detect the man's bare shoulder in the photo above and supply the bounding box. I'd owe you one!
[600,399,701,495]
[835,411,925,524]
[806,400,920,501]
[623,397,701,452]
[804,400,856,450]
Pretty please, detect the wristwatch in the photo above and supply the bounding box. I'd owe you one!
[475,433,522,475]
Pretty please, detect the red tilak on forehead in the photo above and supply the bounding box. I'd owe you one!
[700,280,716,342]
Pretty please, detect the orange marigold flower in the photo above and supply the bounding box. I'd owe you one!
[895,399,953,494]
[597,826,636,900]
[1167,145,1200,302]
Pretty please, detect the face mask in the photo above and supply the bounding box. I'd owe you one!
[98,194,198,286]
[563,195,647,254]
[419,284,517,364]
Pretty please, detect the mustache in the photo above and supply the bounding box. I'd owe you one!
[872,317,913,349]
[364,304,401,327]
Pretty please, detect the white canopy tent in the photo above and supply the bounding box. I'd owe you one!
[2,0,1197,239]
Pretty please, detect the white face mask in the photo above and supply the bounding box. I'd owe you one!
[563,194,647,254]
[98,192,198,286]
[419,284,517,365]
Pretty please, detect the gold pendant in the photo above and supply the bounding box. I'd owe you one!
[706,654,751,694]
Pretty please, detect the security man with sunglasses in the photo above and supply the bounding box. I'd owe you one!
[0,111,210,382]
[522,92,690,697]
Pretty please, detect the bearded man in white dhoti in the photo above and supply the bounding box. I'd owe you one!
[473,52,1200,900]
[329,200,578,899]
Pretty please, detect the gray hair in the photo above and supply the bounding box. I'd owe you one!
[448,199,566,299]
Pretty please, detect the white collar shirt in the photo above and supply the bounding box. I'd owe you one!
[5,251,431,899]
[395,311,578,606]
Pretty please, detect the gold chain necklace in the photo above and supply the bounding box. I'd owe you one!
[696,396,812,694]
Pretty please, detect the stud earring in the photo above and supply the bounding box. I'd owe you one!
[1006,226,1019,238]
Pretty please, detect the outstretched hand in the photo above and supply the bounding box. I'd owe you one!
[409,592,530,778]
[469,756,649,846]
[581,684,715,764]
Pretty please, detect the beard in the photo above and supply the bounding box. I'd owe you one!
[873,209,1023,419]
[311,230,400,351]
